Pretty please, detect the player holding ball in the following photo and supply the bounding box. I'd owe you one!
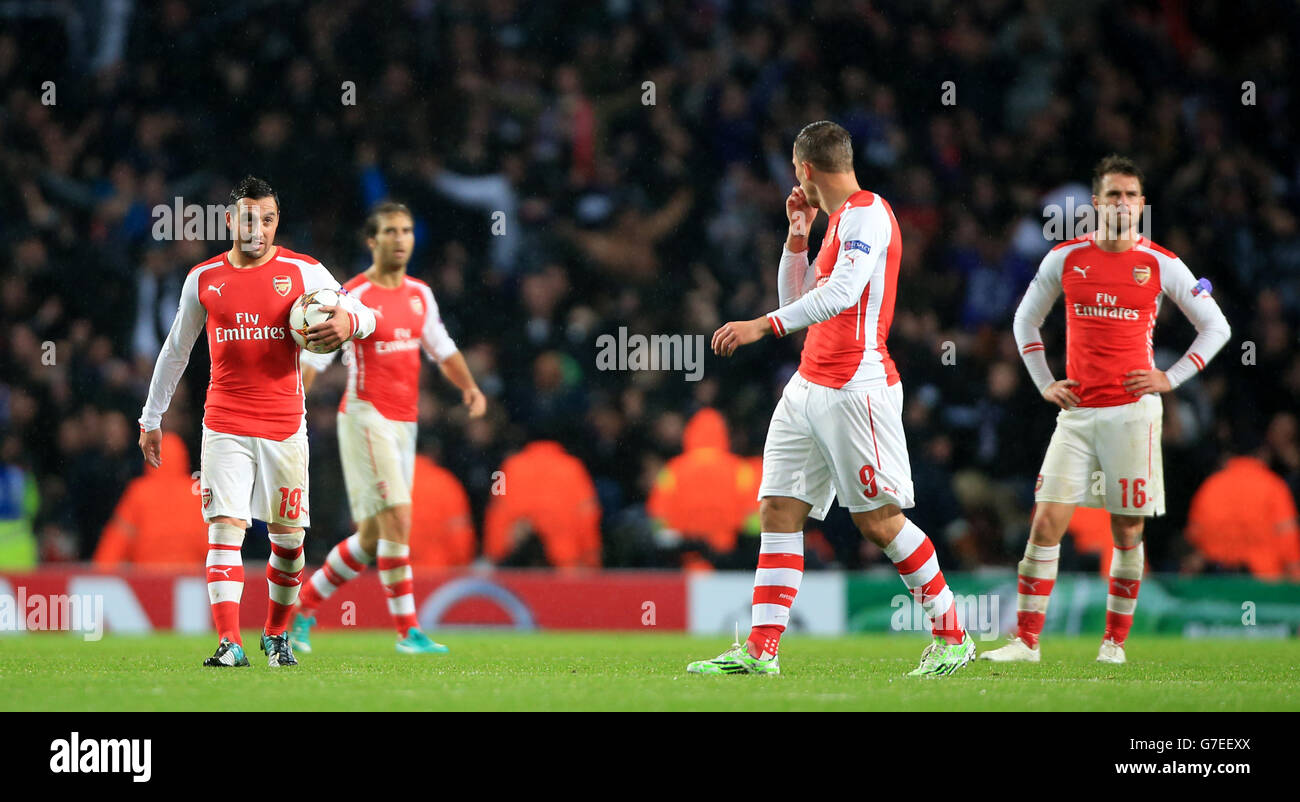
[138,176,377,668]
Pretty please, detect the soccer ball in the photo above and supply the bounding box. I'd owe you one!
[289,288,342,354]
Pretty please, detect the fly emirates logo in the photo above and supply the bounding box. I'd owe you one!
[375,327,420,354]
[215,311,288,343]
[1073,292,1139,321]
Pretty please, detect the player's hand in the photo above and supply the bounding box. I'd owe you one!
[712,317,768,357]
[306,305,353,350]
[1042,379,1082,409]
[463,386,487,418]
[1123,369,1171,396]
[139,428,162,468]
[786,186,817,239]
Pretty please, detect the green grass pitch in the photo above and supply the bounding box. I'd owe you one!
[2,632,1297,711]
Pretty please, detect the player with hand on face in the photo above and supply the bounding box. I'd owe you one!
[693,121,975,677]
[985,155,1231,664]
[138,175,377,668]
[289,202,486,655]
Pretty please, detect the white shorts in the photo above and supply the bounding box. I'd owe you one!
[200,425,310,527]
[337,397,416,523]
[758,373,915,520]
[1035,394,1165,516]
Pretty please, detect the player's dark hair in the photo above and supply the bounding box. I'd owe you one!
[1092,154,1144,195]
[364,201,414,238]
[794,121,854,173]
[230,175,280,212]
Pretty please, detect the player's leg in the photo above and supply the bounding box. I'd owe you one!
[1002,500,1073,660]
[1100,514,1144,663]
[292,404,386,651]
[1095,395,1163,663]
[255,433,310,667]
[372,501,446,653]
[849,505,973,676]
[747,494,812,658]
[830,382,974,675]
[984,408,1096,661]
[199,427,255,667]
[291,520,374,651]
[686,495,811,676]
[687,376,826,675]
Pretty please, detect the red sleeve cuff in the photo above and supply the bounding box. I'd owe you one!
[768,315,786,338]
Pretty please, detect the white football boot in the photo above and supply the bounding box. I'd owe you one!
[978,635,1041,663]
[1096,638,1127,664]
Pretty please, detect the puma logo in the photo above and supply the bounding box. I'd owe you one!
[1072,266,1091,279]
[1112,579,1139,595]
[208,283,226,296]
[208,566,233,578]
[1021,579,1041,592]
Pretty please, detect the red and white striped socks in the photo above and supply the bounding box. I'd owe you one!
[747,532,803,658]
[206,523,245,645]
[1105,543,1143,644]
[377,540,419,635]
[298,533,373,615]
[1015,541,1059,648]
[884,519,965,644]
[265,530,305,636]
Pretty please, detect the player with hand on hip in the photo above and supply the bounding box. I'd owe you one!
[984,155,1231,665]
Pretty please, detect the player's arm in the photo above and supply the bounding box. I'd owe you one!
[777,185,819,307]
[138,270,206,467]
[713,205,882,356]
[299,348,340,394]
[1012,249,1079,409]
[1124,258,1231,396]
[420,291,486,418]
[300,264,377,350]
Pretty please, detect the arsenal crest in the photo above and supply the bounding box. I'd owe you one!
[201,488,213,508]
[273,275,292,296]
[410,295,423,316]
[1035,474,1044,492]
[1132,265,1151,286]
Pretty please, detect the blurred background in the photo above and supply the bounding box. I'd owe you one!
[2,0,1297,585]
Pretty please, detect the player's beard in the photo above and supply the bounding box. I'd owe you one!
[239,236,269,258]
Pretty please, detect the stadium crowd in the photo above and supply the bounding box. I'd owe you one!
[2,0,1298,578]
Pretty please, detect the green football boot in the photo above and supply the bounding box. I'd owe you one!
[907,632,976,677]
[686,635,780,676]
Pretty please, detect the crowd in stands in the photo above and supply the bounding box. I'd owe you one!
[2,0,1297,579]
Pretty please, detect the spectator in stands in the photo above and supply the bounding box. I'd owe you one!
[1184,433,1300,581]
[647,408,760,570]
[408,451,476,569]
[484,439,600,569]
[93,431,207,567]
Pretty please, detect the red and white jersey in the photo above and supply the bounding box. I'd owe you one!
[1013,233,1231,407]
[139,246,376,440]
[767,189,902,390]
[302,273,458,422]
